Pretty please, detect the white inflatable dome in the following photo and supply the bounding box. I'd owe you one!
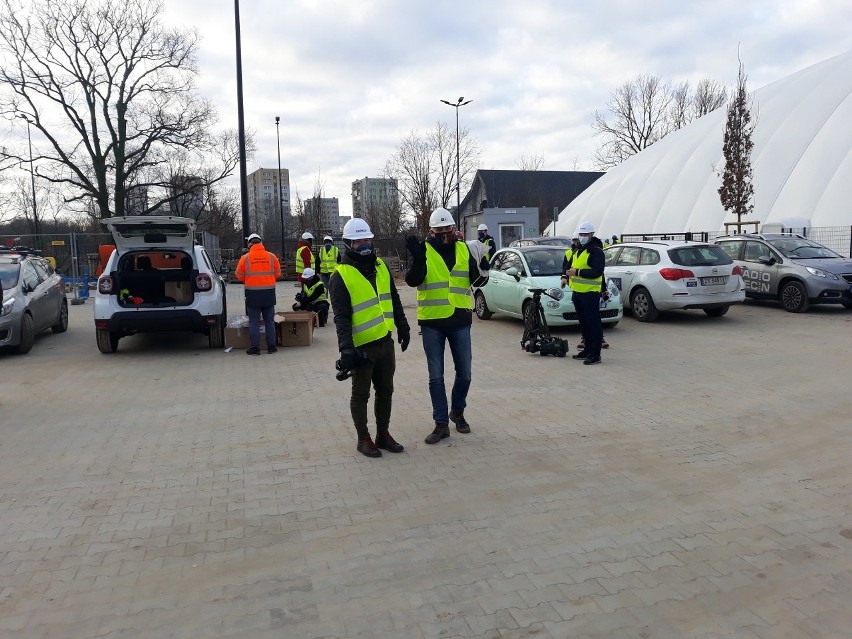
[557,50,852,236]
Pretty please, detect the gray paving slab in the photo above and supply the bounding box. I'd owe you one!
[1,281,851,638]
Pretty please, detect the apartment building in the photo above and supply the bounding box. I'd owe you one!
[351,177,398,219]
[247,167,291,233]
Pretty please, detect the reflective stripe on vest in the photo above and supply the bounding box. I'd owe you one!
[295,246,316,276]
[241,249,279,290]
[569,249,603,293]
[319,245,339,274]
[337,258,395,347]
[417,242,473,320]
[303,280,328,303]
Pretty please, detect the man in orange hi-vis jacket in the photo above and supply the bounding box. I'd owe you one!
[235,233,281,355]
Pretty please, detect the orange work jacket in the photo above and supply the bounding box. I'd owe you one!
[236,243,281,290]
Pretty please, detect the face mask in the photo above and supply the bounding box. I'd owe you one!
[579,236,590,246]
[324,242,332,249]
[355,242,374,256]
[478,231,486,240]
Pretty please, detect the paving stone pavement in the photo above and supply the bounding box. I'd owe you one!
[1,281,851,639]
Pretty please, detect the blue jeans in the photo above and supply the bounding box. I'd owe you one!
[247,305,277,349]
[420,324,472,423]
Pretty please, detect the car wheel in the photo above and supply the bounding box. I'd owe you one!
[96,329,120,354]
[52,299,69,333]
[474,291,493,320]
[703,305,730,317]
[630,287,659,322]
[208,312,226,348]
[16,313,35,354]
[522,299,536,327]
[779,280,809,313]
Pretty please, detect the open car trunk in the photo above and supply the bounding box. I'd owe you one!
[111,250,196,307]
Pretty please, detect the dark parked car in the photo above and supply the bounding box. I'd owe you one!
[0,249,68,354]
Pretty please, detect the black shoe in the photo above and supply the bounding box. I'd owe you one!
[424,422,450,445]
[572,351,589,360]
[267,346,278,354]
[357,435,382,458]
[245,347,261,356]
[449,409,471,434]
[375,430,404,453]
[583,355,602,365]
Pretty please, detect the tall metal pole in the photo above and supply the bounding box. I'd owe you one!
[440,98,472,229]
[275,116,285,257]
[233,0,250,244]
[23,117,39,241]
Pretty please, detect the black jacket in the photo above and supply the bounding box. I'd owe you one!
[329,251,409,353]
[405,237,488,328]
[300,276,327,304]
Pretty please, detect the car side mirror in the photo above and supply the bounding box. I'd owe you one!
[758,256,776,266]
[506,267,521,281]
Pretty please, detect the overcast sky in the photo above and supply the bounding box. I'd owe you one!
[14,1,852,220]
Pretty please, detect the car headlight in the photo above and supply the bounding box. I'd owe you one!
[804,266,838,279]
[546,300,560,309]
[1,297,15,317]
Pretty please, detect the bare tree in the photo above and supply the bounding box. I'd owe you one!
[718,60,755,232]
[516,154,545,171]
[693,79,728,119]
[593,73,728,169]
[385,122,480,235]
[0,0,241,221]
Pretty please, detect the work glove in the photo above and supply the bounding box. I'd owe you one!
[479,255,491,272]
[405,235,426,261]
[338,349,361,371]
[398,329,410,352]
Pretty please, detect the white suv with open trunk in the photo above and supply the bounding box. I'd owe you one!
[94,216,226,353]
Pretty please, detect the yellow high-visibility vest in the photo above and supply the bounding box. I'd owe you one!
[303,280,328,303]
[569,248,603,293]
[417,242,472,320]
[319,245,339,274]
[336,258,394,347]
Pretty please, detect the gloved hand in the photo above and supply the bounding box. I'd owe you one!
[338,349,361,371]
[398,329,410,352]
[406,235,426,260]
[479,256,491,272]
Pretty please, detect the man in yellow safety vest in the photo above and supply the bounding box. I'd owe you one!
[329,218,410,458]
[405,207,491,445]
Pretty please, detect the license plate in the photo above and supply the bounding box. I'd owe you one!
[700,276,727,286]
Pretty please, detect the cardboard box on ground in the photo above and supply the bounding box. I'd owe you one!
[225,312,319,349]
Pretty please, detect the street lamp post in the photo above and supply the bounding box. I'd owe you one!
[440,96,472,229]
[233,0,250,243]
[21,116,39,242]
[275,116,285,257]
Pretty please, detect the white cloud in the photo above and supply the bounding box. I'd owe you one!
[9,0,852,220]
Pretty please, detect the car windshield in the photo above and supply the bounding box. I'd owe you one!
[668,245,732,266]
[537,238,572,247]
[524,248,567,276]
[768,238,841,259]
[0,262,20,289]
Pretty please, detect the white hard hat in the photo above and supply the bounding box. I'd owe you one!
[429,207,455,229]
[303,267,315,278]
[342,217,374,240]
[246,233,262,243]
[477,223,488,232]
[301,232,314,240]
[323,235,333,242]
[577,221,595,234]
